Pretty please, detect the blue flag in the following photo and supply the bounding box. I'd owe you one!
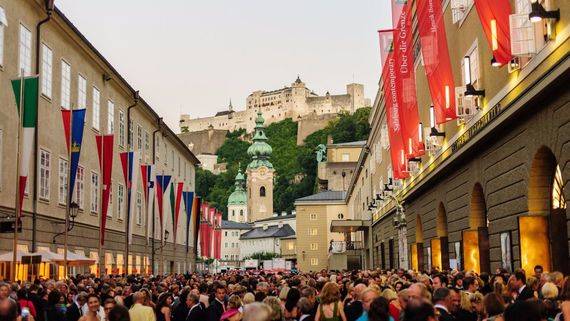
[66,109,86,201]
[182,191,194,253]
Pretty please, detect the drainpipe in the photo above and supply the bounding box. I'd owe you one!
[125,90,139,274]
[150,117,162,274]
[32,1,54,252]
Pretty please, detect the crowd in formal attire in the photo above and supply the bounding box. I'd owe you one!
[0,264,569,321]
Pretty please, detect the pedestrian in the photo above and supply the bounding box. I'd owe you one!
[129,291,156,321]
[108,305,131,321]
[207,283,227,321]
[314,282,347,321]
[155,292,173,321]
[79,294,101,321]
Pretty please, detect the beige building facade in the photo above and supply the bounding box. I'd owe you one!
[0,0,199,279]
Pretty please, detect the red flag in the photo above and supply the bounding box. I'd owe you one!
[173,182,183,244]
[61,109,71,151]
[378,29,395,72]
[95,134,114,246]
[382,53,409,180]
[417,0,457,124]
[474,0,513,66]
[392,3,424,158]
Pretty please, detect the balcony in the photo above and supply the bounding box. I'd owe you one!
[329,241,364,253]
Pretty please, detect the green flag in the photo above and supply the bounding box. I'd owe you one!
[11,76,39,215]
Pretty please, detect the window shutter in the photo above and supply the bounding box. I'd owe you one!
[451,0,469,24]
[510,13,537,57]
[455,86,478,121]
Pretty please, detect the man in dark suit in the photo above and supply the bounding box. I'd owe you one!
[298,297,315,321]
[207,283,227,321]
[66,292,86,321]
[433,288,455,321]
[185,292,206,321]
[514,270,534,301]
[344,284,366,321]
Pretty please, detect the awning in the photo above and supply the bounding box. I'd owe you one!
[0,7,7,27]
[330,219,370,233]
[0,250,61,263]
[51,252,96,266]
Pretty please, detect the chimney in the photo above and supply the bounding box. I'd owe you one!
[327,135,333,145]
[278,221,283,228]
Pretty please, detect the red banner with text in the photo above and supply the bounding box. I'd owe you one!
[417,0,457,124]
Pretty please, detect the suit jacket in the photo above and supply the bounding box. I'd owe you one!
[186,304,207,321]
[345,300,364,321]
[129,303,156,321]
[517,286,535,301]
[207,299,225,321]
[435,307,455,321]
[65,303,82,321]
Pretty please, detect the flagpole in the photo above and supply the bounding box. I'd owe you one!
[11,70,25,282]
[160,171,164,275]
[63,104,74,279]
[98,136,104,277]
[125,152,130,275]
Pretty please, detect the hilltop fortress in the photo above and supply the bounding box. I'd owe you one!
[179,76,370,134]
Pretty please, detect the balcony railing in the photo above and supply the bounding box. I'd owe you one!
[329,241,364,253]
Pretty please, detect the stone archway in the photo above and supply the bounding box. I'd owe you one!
[432,203,450,271]
[411,214,424,271]
[463,183,490,273]
[523,146,568,273]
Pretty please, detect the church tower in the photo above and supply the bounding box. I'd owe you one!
[227,168,248,223]
[246,111,274,222]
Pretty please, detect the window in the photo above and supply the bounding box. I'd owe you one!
[19,24,32,76]
[0,129,2,190]
[136,125,142,151]
[90,172,99,214]
[128,120,133,147]
[260,186,266,197]
[118,111,125,147]
[155,137,160,163]
[309,228,318,236]
[225,231,228,236]
[58,158,68,205]
[225,243,228,248]
[310,258,319,266]
[240,210,244,217]
[342,153,350,162]
[107,101,115,134]
[310,243,318,251]
[310,213,317,220]
[74,165,84,209]
[171,150,174,171]
[78,75,87,108]
[39,149,51,201]
[450,0,474,25]
[144,131,150,156]
[60,60,71,109]
[40,44,53,98]
[117,184,125,220]
[92,87,100,130]
[136,192,142,225]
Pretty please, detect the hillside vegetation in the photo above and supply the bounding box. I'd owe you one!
[196,107,371,218]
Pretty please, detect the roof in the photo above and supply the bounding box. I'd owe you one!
[329,140,367,147]
[295,191,347,203]
[255,215,296,222]
[221,221,253,229]
[52,7,199,165]
[240,224,295,240]
[215,110,235,117]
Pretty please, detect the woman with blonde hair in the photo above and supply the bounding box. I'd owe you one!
[381,288,401,321]
[315,282,347,321]
[263,296,284,321]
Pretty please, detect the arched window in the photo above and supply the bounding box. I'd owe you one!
[260,186,266,197]
[232,210,235,218]
[240,209,244,216]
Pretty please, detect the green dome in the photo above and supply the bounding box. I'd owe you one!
[247,111,273,169]
[228,168,247,205]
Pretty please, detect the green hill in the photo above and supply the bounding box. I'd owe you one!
[196,107,371,218]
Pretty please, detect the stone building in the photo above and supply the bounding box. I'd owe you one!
[293,0,570,274]
[0,0,199,279]
[177,125,228,174]
[179,77,370,134]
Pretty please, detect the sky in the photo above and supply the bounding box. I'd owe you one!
[56,0,392,132]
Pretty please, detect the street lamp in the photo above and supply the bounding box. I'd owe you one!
[52,201,79,243]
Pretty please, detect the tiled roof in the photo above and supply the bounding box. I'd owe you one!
[221,220,253,229]
[255,214,296,222]
[240,224,295,240]
[295,191,347,203]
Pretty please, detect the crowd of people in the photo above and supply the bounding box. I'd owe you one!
[0,265,569,321]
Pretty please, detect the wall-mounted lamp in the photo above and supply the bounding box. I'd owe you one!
[429,106,446,137]
[376,193,384,201]
[464,56,485,97]
[509,58,520,71]
[491,56,502,68]
[529,1,560,23]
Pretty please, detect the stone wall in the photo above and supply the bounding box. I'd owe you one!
[296,113,338,145]
[403,81,570,272]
